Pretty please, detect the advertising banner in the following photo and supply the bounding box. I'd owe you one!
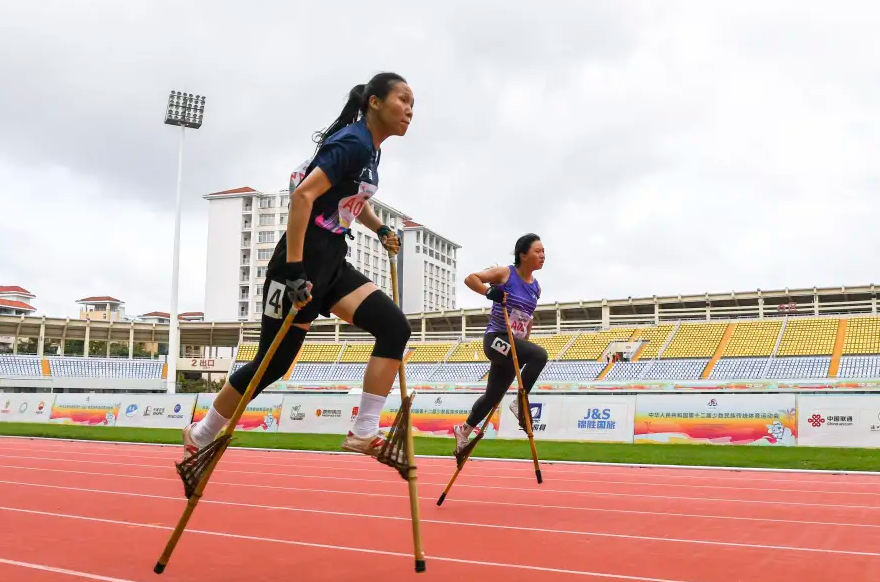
[380,393,495,438]
[0,394,55,423]
[634,393,797,445]
[193,392,283,433]
[278,394,360,434]
[798,395,880,448]
[115,394,197,429]
[498,394,635,442]
[49,394,122,426]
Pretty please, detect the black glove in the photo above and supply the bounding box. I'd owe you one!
[486,285,505,303]
[285,261,311,308]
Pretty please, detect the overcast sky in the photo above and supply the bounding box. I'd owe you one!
[1,1,878,319]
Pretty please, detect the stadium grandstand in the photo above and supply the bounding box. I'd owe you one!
[1,283,879,393]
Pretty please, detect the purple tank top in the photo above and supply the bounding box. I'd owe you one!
[486,265,541,339]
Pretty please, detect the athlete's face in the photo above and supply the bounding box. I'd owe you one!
[523,241,545,271]
[374,82,414,137]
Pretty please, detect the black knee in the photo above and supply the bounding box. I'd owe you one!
[352,290,412,360]
[532,345,549,367]
[228,326,307,398]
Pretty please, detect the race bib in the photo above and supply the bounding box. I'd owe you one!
[337,182,378,229]
[508,308,532,339]
[315,181,377,234]
[289,158,311,192]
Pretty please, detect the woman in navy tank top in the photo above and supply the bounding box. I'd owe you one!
[453,234,549,454]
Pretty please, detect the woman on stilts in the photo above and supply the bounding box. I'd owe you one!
[182,72,415,461]
[453,234,548,454]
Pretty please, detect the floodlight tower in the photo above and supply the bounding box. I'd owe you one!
[163,91,206,393]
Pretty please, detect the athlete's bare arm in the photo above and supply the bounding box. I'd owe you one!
[464,266,510,296]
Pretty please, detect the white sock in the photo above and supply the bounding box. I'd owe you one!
[351,392,386,438]
[191,405,229,446]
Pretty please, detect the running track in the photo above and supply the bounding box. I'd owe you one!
[1,437,879,581]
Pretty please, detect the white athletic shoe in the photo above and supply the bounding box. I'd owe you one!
[509,398,519,420]
[181,422,199,461]
[453,423,472,454]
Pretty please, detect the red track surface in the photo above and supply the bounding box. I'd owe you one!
[1,437,880,581]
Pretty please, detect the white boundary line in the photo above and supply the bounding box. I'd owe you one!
[10,440,880,487]
[6,464,880,528]
[3,447,879,496]
[4,453,880,509]
[2,434,880,476]
[5,478,880,557]
[0,557,139,582]
[0,505,698,582]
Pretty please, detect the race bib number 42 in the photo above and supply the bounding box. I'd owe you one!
[508,309,531,339]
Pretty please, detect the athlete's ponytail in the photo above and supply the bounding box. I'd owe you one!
[312,72,407,148]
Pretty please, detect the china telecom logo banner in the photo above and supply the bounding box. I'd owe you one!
[634,393,797,446]
[798,395,880,447]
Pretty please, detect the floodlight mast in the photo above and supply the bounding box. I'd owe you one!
[163,91,206,394]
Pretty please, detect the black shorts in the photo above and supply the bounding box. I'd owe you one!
[227,226,371,395]
[265,225,371,324]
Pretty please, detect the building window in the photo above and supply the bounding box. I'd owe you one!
[257,249,272,260]
[259,214,273,226]
[346,246,352,257]
[258,231,275,244]
[279,213,288,224]
[260,197,272,209]
[256,266,267,278]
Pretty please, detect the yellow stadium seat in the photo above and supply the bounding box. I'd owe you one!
[722,320,783,357]
[406,342,454,363]
[297,342,342,363]
[235,342,258,362]
[339,342,373,362]
[447,340,488,362]
[775,318,838,356]
[561,328,634,361]
[842,316,880,355]
[631,325,675,360]
[528,334,574,359]
[661,323,727,359]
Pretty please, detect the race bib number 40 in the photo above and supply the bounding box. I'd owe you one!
[338,182,377,229]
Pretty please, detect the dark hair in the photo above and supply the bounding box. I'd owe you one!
[514,233,541,266]
[313,72,407,148]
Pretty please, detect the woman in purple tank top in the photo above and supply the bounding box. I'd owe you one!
[453,234,549,454]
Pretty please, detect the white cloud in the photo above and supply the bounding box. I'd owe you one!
[1,0,878,318]
[0,161,206,318]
